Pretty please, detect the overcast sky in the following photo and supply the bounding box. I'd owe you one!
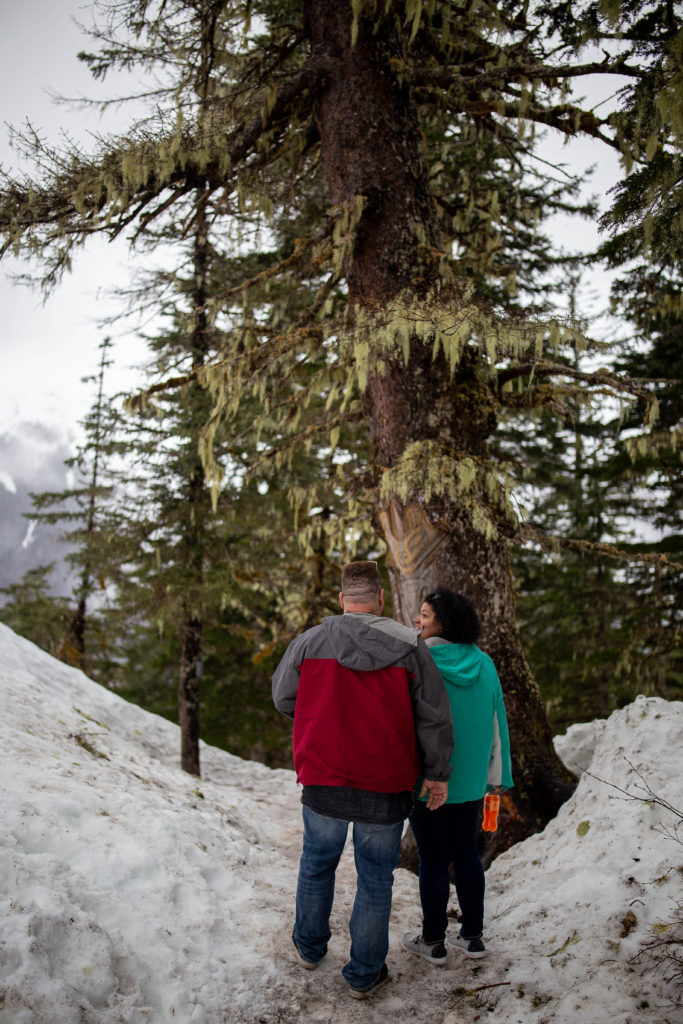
[0,0,148,440]
[1,2,623,442]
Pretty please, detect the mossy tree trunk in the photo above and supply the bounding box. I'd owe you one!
[178,188,212,777]
[304,0,574,852]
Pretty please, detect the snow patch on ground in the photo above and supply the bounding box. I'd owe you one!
[0,622,681,1023]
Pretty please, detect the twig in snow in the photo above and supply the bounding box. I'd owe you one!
[577,758,683,826]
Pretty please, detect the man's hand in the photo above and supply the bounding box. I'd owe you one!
[420,779,448,810]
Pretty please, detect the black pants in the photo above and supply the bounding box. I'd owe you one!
[409,798,484,942]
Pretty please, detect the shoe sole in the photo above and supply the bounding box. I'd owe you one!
[348,972,390,1000]
[401,937,447,965]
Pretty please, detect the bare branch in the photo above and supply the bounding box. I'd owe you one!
[578,759,683,821]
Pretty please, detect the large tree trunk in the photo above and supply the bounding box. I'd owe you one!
[304,0,575,854]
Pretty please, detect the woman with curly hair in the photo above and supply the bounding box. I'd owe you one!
[402,587,513,966]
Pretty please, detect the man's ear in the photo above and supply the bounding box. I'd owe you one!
[378,588,385,614]
[339,591,345,610]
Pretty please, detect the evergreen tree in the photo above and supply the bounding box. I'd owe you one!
[1,0,681,844]
[21,338,126,673]
[0,566,72,654]
[59,338,115,668]
[502,265,682,727]
[506,267,682,727]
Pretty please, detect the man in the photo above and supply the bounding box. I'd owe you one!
[272,561,454,1000]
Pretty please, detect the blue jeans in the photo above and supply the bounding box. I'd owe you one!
[409,799,484,941]
[293,805,403,989]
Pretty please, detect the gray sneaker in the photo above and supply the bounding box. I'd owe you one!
[449,931,486,958]
[402,932,448,965]
[348,963,390,999]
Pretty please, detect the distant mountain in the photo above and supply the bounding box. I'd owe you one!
[0,422,76,592]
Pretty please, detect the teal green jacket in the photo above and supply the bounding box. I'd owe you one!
[421,638,513,803]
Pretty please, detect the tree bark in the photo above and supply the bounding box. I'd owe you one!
[177,185,212,777]
[179,612,202,776]
[304,0,575,853]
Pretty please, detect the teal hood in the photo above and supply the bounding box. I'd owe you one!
[418,638,513,802]
[426,638,485,686]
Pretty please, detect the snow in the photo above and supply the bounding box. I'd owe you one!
[0,622,681,1024]
[0,473,17,495]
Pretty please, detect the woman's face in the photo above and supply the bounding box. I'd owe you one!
[414,602,442,640]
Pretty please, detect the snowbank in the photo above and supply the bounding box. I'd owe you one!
[0,622,680,1023]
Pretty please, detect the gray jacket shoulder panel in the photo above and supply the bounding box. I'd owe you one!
[366,616,419,647]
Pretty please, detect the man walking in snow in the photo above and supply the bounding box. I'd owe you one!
[272,560,453,999]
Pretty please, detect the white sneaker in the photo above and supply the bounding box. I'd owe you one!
[402,932,448,965]
[449,931,486,958]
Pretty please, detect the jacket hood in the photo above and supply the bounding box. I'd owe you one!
[426,638,484,686]
[321,613,418,671]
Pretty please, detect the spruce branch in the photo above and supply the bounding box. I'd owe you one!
[517,523,683,573]
[0,54,329,273]
[410,57,642,89]
[497,359,653,403]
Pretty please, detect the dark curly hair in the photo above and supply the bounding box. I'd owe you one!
[423,587,481,644]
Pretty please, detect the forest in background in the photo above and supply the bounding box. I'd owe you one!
[0,0,680,853]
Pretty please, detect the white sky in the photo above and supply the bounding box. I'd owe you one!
[0,2,624,442]
[0,0,148,438]
[2,619,681,1021]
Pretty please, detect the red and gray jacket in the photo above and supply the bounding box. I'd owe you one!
[272,612,453,792]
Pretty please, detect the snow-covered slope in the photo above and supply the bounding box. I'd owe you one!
[1,622,680,1023]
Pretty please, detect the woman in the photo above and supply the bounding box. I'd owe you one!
[402,587,513,965]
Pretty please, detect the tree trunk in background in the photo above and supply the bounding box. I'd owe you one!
[178,186,212,777]
[179,612,202,775]
[305,1,575,855]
